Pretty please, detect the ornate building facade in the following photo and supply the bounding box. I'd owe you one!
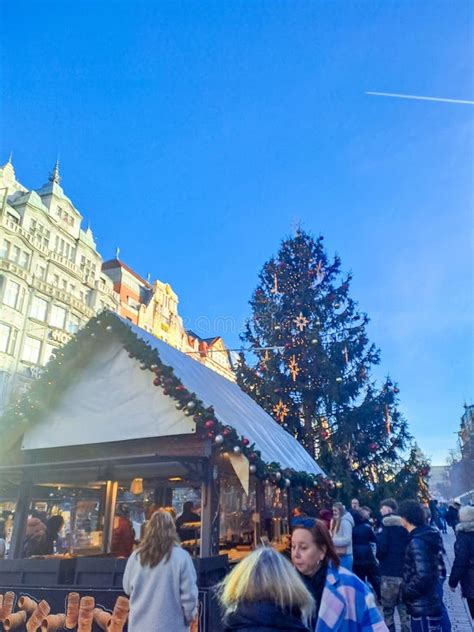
[0,158,119,407]
[102,258,236,381]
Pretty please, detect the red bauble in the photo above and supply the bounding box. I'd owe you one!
[369,442,378,452]
[204,420,215,430]
[153,377,161,386]
[163,389,170,396]
[193,414,201,423]
[176,385,185,391]
[207,431,215,439]
[321,430,329,440]
[249,452,257,462]
[242,438,250,446]
[223,427,232,437]
[393,387,400,394]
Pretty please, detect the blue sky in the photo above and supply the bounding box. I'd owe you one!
[1,1,472,464]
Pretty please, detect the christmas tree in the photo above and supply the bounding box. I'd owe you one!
[237,229,428,504]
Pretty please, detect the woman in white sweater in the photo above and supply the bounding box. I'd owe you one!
[123,509,199,631]
[330,502,354,571]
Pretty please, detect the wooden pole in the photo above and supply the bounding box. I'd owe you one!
[200,458,220,557]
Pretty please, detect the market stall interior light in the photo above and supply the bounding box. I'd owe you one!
[130,478,144,495]
[168,476,183,482]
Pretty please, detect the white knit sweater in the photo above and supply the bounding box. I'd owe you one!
[123,545,199,631]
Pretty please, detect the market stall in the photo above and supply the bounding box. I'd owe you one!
[0,311,325,631]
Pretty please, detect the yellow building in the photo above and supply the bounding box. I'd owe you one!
[102,258,236,381]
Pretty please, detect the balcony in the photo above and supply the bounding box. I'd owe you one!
[0,258,29,281]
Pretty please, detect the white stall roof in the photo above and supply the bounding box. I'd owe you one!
[127,322,323,475]
[22,316,323,476]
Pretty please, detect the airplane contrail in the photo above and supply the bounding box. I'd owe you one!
[366,91,474,105]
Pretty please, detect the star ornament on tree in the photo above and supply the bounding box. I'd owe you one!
[273,399,289,423]
[288,355,300,382]
[294,312,309,332]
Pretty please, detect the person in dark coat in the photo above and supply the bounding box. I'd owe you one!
[446,502,460,534]
[219,546,314,631]
[376,499,410,632]
[399,500,444,632]
[352,509,381,600]
[176,501,201,542]
[448,505,474,618]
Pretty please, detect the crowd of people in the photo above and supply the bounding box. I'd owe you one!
[14,495,472,631]
[119,496,473,632]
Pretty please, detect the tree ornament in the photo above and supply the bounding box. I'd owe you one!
[273,400,289,423]
[153,377,161,386]
[249,452,257,461]
[223,427,232,437]
[105,325,112,332]
[288,355,300,382]
[393,387,400,394]
[284,478,291,488]
[233,446,241,454]
[249,464,257,474]
[214,434,224,445]
[275,471,282,481]
[293,312,309,332]
[207,431,215,439]
[242,437,250,446]
[204,420,215,430]
[315,261,325,285]
[186,401,196,411]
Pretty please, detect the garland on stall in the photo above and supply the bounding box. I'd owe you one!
[0,311,329,493]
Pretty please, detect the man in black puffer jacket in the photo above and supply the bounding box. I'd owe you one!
[352,509,381,600]
[376,499,410,632]
[399,500,443,632]
[449,505,474,619]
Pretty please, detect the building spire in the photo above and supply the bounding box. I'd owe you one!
[49,156,61,185]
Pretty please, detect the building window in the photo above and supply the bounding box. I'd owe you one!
[50,305,66,329]
[67,314,80,334]
[43,343,57,365]
[35,265,47,280]
[0,240,10,259]
[3,279,21,309]
[10,245,20,264]
[0,323,17,355]
[52,274,60,286]
[21,336,41,364]
[19,251,30,269]
[61,279,68,291]
[30,296,48,322]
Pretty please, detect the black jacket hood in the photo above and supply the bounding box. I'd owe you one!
[224,601,310,631]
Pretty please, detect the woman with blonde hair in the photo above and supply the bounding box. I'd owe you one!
[330,502,354,570]
[123,509,198,631]
[219,546,314,631]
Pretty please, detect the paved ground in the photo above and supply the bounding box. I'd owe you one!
[442,531,473,631]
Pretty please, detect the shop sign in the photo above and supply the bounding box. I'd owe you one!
[49,329,72,344]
